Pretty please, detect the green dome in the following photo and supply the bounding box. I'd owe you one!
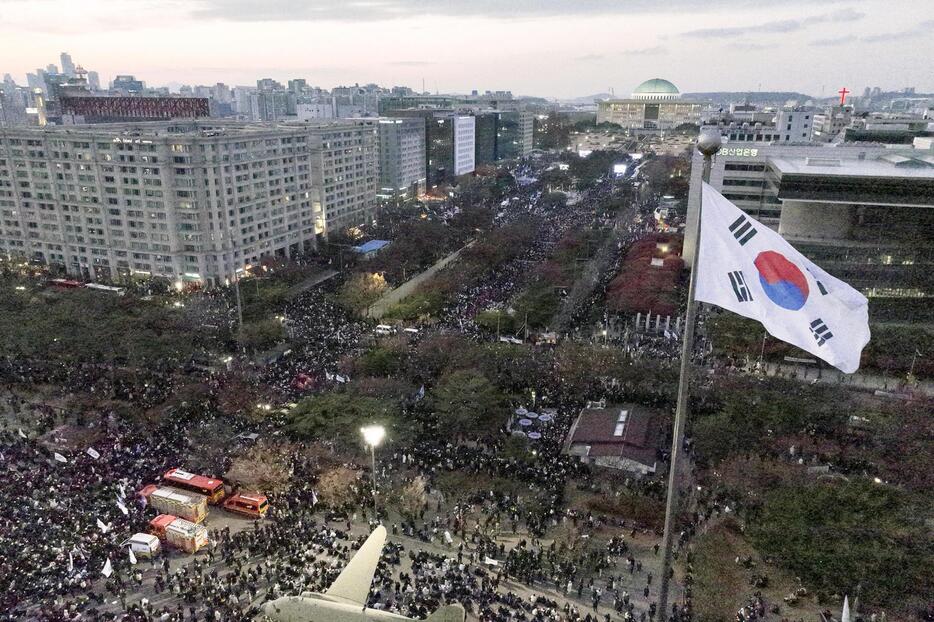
[633,78,679,95]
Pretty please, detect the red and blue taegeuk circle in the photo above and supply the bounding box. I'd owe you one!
[754,250,809,310]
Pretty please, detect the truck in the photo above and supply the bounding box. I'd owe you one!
[222,491,269,518]
[123,533,161,558]
[148,514,209,554]
[140,485,208,523]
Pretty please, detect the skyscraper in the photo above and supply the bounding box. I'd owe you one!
[60,52,76,77]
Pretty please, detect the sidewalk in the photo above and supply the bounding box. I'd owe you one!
[759,361,933,396]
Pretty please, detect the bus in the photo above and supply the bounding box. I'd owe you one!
[163,468,226,504]
[85,283,126,296]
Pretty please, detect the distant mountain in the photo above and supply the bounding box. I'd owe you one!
[683,91,816,105]
[562,93,613,104]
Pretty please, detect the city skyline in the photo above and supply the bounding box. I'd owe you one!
[2,0,933,98]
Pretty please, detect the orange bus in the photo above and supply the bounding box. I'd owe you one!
[163,468,226,504]
[222,492,269,518]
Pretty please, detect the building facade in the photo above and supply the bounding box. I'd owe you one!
[453,115,476,176]
[377,117,426,198]
[60,96,210,123]
[686,142,934,321]
[0,120,378,285]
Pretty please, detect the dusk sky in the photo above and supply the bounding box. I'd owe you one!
[3,0,932,98]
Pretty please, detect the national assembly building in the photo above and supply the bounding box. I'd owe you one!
[597,79,705,132]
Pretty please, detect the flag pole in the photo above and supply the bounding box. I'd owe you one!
[657,130,721,619]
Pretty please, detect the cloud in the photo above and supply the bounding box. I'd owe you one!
[727,42,776,51]
[388,61,434,66]
[624,45,667,56]
[186,0,868,22]
[574,54,605,62]
[860,19,934,43]
[682,8,864,38]
[810,35,858,46]
[683,19,800,38]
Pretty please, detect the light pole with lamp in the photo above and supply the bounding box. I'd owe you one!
[360,425,385,518]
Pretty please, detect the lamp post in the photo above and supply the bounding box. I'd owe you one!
[360,425,385,518]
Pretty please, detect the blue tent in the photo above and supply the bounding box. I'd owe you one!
[352,240,391,254]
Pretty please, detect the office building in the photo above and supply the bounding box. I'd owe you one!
[474,110,535,166]
[811,107,852,142]
[597,78,705,131]
[377,117,426,198]
[686,142,934,321]
[111,75,145,95]
[0,119,378,285]
[453,115,476,176]
[704,107,816,143]
[389,109,475,186]
[59,53,76,78]
[378,91,516,115]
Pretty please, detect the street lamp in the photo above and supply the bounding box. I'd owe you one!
[360,425,385,518]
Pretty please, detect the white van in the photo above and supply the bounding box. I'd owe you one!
[374,325,394,336]
[402,327,420,335]
[124,533,161,558]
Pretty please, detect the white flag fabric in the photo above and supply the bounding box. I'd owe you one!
[101,558,113,578]
[18,428,27,439]
[128,548,137,565]
[53,453,68,463]
[842,596,851,622]
[68,552,74,573]
[86,447,100,460]
[695,183,869,373]
[97,518,110,533]
[116,500,129,516]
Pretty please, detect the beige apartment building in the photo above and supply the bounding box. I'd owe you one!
[0,119,378,285]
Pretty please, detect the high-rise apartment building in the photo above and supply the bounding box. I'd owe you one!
[0,120,378,285]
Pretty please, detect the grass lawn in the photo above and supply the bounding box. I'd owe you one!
[692,519,821,622]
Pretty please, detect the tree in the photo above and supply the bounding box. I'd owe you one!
[287,392,401,447]
[338,272,389,312]
[431,369,505,439]
[395,476,428,520]
[237,318,284,352]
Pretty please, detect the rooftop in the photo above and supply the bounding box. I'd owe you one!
[0,118,374,138]
[564,403,660,468]
[768,154,934,179]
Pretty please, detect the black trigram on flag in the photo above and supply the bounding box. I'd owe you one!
[728,270,753,302]
[809,318,834,346]
[728,214,758,246]
[806,268,829,295]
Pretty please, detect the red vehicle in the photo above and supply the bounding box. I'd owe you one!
[163,468,226,504]
[222,492,269,518]
[50,278,83,289]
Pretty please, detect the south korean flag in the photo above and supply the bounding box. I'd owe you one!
[695,183,870,373]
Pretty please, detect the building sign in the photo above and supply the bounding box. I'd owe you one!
[721,147,759,157]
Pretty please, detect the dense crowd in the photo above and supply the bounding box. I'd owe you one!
[0,157,722,622]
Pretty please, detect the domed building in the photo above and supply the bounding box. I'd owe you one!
[632,78,681,101]
[597,77,704,132]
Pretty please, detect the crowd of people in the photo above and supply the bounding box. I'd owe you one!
[0,154,763,622]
